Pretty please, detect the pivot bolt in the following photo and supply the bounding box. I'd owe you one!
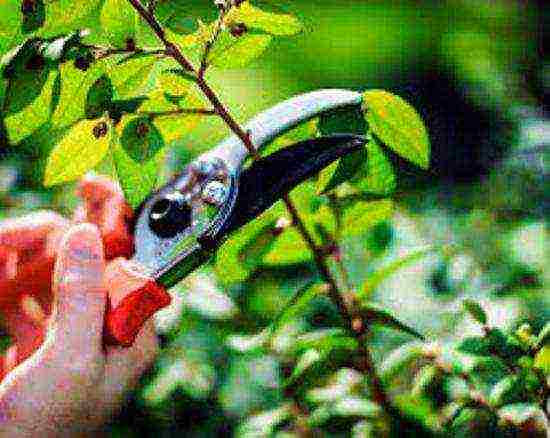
[202,181,227,206]
[149,192,192,238]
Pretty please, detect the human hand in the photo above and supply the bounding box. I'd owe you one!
[0,175,159,436]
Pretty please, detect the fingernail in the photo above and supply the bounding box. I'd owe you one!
[64,223,103,263]
[20,294,46,326]
[59,224,104,285]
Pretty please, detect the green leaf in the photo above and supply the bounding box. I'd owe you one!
[359,247,433,299]
[39,0,103,37]
[150,90,204,144]
[262,227,311,266]
[393,393,440,430]
[1,39,49,115]
[109,55,159,100]
[287,349,323,386]
[306,368,363,405]
[100,0,137,47]
[109,97,147,122]
[0,0,24,57]
[286,332,357,388]
[239,221,280,270]
[489,375,525,408]
[269,281,325,334]
[316,104,368,194]
[458,336,493,357]
[85,74,113,119]
[120,116,164,163]
[295,328,355,353]
[44,118,111,186]
[51,59,111,128]
[160,71,193,106]
[264,186,337,266]
[412,365,441,397]
[450,408,478,432]
[237,404,293,438]
[226,2,303,36]
[535,323,550,349]
[463,299,488,325]
[317,137,396,196]
[111,138,166,208]
[515,324,537,349]
[4,68,57,143]
[216,180,331,282]
[139,70,193,113]
[533,345,550,375]
[341,199,393,236]
[352,137,396,195]
[379,342,424,384]
[459,329,524,363]
[21,0,45,34]
[309,397,380,426]
[360,303,424,339]
[468,356,509,387]
[363,90,430,169]
[209,33,272,69]
[216,216,277,284]
[318,104,366,137]
[154,1,197,34]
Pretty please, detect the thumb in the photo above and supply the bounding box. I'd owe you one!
[50,223,106,357]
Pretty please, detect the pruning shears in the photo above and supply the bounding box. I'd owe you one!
[104,89,364,347]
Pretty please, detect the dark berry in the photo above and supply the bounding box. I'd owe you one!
[74,56,91,71]
[25,54,45,71]
[93,121,109,139]
[230,23,248,38]
[21,0,36,14]
[136,121,150,137]
[125,38,136,52]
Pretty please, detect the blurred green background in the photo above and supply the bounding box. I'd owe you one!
[0,0,548,436]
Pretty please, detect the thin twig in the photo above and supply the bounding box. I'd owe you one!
[138,108,217,119]
[84,44,165,60]
[126,0,397,421]
[147,0,156,14]
[127,0,195,72]
[199,14,226,78]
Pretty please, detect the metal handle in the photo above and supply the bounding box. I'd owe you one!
[201,89,363,171]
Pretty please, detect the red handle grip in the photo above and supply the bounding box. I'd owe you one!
[104,280,171,347]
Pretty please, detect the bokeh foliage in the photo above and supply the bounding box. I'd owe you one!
[0,0,547,436]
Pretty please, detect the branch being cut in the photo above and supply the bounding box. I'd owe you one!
[125,0,399,423]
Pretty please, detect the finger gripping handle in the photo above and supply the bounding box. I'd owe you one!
[104,281,171,347]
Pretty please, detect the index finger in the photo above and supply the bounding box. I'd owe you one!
[0,211,69,263]
[75,174,134,260]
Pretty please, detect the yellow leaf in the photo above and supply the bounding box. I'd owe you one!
[534,345,550,375]
[44,118,111,186]
[226,2,303,36]
[363,90,430,169]
[342,199,394,236]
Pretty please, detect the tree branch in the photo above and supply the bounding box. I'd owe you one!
[126,0,397,421]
